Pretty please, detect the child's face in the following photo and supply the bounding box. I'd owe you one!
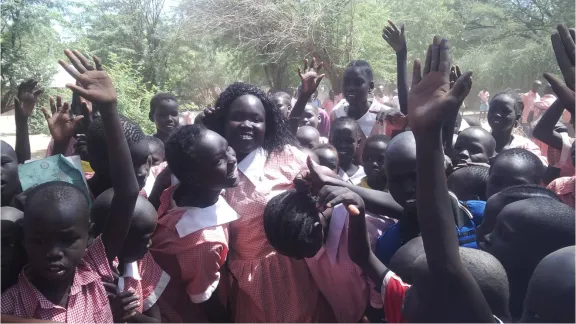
[314,148,339,173]
[384,138,417,211]
[488,95,517,132]
[342,67,372,107]
[1,141,22,205]
[1,207,26,292]
[453,129,493,164]
[330,124,359,167]
[119,198,157,263]
[486,155,534,198]
[190,130,239,189]
[362,140,388,184]
[225,95,266,158]
[153,99,179,135]
[23,204,89,282]
[296,127,320,150]
[148,143,165,167]
[272,97,291,118]
[299,104,320,128]
[129,140,152,190]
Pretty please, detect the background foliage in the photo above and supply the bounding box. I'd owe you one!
[2,0,573,133]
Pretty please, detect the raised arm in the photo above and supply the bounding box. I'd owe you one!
[14,80,43,163]
[59,49,139,262]
[382,20,408,115]
[543,25,575,117]
[41,96,84,156]
[289,58,325,122]
[408,36,492,322]
[532,99,566,150]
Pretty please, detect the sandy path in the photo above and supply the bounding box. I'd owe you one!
[1,111,51,159]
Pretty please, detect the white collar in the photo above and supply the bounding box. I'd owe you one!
[117,261,141,292]
[174,196,239,237]
[338,166,366,185]
[237,147,268,186]
[322,204,348,265]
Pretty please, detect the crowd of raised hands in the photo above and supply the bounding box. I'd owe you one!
[0,20,574,324]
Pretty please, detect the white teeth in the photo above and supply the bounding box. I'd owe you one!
[406,199,416,203]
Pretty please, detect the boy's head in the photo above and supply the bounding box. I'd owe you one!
[91,188,157,263]
[384,132,417,211]
[402,247,511,322]
[165,124,239,190]
[149,92,179,136]
[488,91,523,132]
[87,115,151,189]
[270,91,292,118]
[522,246,575,323]
[447,165,490,201]
[300,103,320,128]
[1,206,26,292]
[388,236,424,284]
[453,127,496,164]
[480,198,574,318]
[330,117,361,168]
[1,140,22,206]
[362,134,391,189]
[263,189,324,259]
[296,126,321,149]
[147,136,165,166]
[486,148,544,198]
[342,60,374,108]
[312,144,339,173]
[23,182,90,282]
[477,184,560,245]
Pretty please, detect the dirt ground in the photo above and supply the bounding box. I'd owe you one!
[1,110,51,159]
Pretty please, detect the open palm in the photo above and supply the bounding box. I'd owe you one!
[41,96,84,143]
[297,57,325,97]
[15,79,44,117]
[59,49,117,106]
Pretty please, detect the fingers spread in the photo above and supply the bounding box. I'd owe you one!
[59,59,81,80]
[450,71,474,101]
[64,49,87,74]
[557,24,575,65]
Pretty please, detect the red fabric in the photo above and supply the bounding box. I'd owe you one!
[547,176,575,209]
[382,272,410,323]
[150,206,230,322]
[1,236,114,322]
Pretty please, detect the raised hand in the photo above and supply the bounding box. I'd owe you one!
[297,57,325,97]
[41,96,84,143]
[382,20,406,53]
[544,25,575,115]
[408,36,472,133]
[59,49,117,106]
[14,79,44,118]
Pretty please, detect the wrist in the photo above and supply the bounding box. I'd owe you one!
[396,48,407,57]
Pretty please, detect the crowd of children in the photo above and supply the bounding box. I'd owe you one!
[0,21,574,323]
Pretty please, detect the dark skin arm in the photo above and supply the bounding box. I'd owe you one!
[59,49,139,263]
[289,58,325,126]
[382,20,408,115]
[14,80,43,163]
[409,36,492,322]
[199,286,232,323]
[532,99,566,150]
[149,165,172,210]
[543,25,575,118]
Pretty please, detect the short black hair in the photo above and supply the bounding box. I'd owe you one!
[459,248,511,321]
[448,165,490,201]
[24,181,89,221]
[263,189,322,258]
[211,82,297,154]
[149,92,178,121]
[365,134,391,146]
[312,143,337,154]
[86,115,146,169]
[498,184,561,202]
[164,124,208,182]
[491,90,524,120]
[269,91,291,103]
[490,148,545,184]
[330,116,361,138]
[147,135,164,154]
[346,60,374,82]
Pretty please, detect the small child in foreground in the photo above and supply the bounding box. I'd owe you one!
[1,50,140,322]
[264,165,386,322]
[91,191,169,322]
[360,134,391,191]
[330,117,366,184]
[312,143,339,174]
[150,124,239,322]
